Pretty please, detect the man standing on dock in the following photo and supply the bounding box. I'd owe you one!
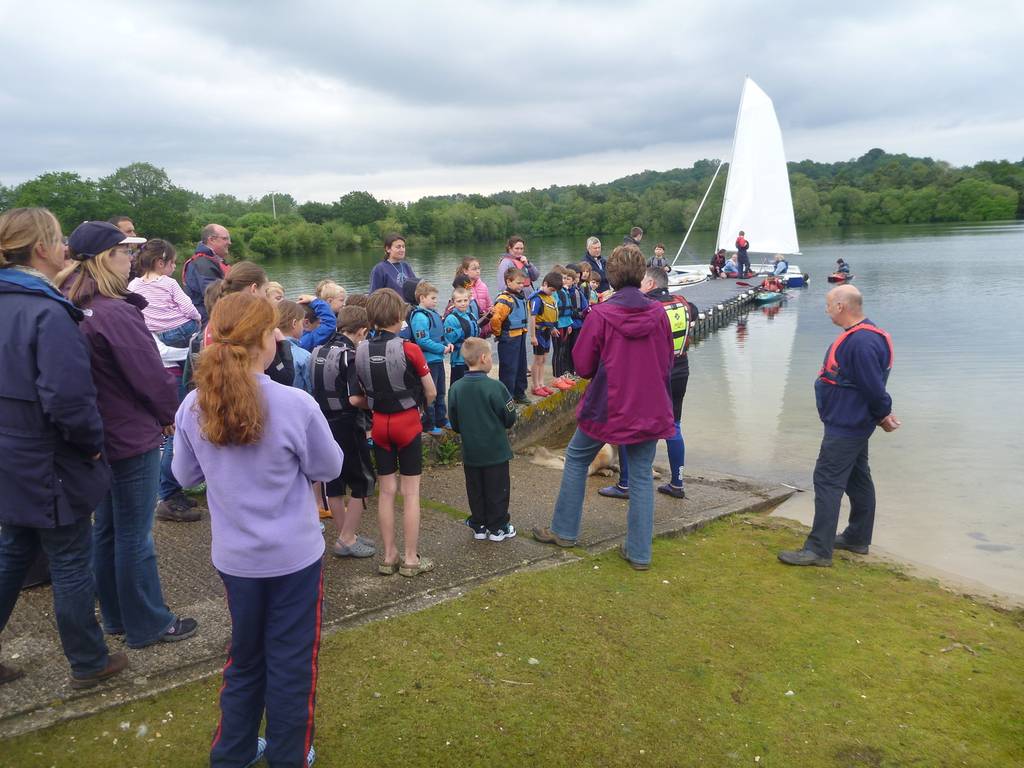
[779,285,900,567]
[735,230,750,276]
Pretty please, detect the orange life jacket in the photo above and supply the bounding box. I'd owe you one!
[818,323,894,387]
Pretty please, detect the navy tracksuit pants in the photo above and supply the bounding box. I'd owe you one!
[211,559,323,768]
[497,333,528,399]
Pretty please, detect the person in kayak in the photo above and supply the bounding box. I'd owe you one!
[836,258,850,275]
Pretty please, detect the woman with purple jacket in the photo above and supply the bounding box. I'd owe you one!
[57,221,198,647]
[532,244,675,569]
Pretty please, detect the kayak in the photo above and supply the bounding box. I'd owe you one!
[753,291,786,304]
[827,273,853,283]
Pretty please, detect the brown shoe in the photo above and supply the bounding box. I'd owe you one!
[0,661,24,686]
[156,494,201,523]
[618,545,651,571]
[399,556,435,578]
[70,651,128,690]
[531,526,576,548]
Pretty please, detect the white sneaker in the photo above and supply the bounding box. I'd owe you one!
[488,523,517,542]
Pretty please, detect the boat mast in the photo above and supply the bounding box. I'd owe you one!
[671,160,723,266]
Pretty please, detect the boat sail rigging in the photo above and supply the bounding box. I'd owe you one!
[671,77,802,279]
[715,77,800,256]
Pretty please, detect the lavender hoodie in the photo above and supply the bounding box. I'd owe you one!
[573,286,675,444]
[172,375,343,578]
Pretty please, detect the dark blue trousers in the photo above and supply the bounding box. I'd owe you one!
[211,559,323,768]
[428,360,447,427]
[497,333,527,399]
[804,433,876,558]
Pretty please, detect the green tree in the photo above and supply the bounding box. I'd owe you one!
[15,172,102,232]
[298,201,334,224]
[99,163,191,240]
[334,191,386,226]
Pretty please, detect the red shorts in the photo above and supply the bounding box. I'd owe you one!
[371,409,423,476]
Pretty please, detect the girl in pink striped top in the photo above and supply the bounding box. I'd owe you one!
[128,240,201,347]
[455,256,493,336]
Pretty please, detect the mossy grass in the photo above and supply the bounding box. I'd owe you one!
[4,516,1022,766]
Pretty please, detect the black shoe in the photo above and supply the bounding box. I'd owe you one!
[70,651,128,690]
[513,396,531,405]
[833,534,869,555]
[160,617,198,643]
[778,549,832,567]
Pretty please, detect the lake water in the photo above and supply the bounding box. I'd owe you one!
[263,222,1024,600]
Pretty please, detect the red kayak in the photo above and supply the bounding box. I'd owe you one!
[827,273,854,283]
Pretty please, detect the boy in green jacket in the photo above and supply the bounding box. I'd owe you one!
[448,337,518,541]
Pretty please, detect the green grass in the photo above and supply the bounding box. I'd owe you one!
[4,516,1022,767]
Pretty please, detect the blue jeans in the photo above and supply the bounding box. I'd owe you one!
[159,368,185,501]
[550,429,658,564]
[157,319,199,348]
[0,517,111,676]
[497,333,527,399]
[94,448,175,647]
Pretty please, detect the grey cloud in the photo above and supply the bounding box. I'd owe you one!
[0,0,1022,197]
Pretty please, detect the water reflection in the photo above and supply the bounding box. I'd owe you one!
[717,300,798,470]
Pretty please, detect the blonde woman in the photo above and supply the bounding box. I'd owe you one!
[58,221,197,648]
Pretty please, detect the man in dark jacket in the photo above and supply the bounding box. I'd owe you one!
[0,209,127,688]
[779,285,900,567]
[183,223,231,322]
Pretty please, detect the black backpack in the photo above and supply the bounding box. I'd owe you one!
[311,332,357,418]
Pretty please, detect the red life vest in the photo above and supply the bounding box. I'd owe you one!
[182,251,230,287]
[818,323,894,387]
[736,236,749,250]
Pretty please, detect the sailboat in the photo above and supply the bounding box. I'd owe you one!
[670,77,806,287]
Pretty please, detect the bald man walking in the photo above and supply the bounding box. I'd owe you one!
[779,285,900,566]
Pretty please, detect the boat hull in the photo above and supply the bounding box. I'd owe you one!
[752,291,786,304]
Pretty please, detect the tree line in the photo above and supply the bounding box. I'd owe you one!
[2,149,1020,261]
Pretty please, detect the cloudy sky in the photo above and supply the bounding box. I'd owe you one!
[1,1,1021,202]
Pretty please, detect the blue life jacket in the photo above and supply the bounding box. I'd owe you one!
[555,288,574,328]
[444,309,480,366]
[494,290,528,335]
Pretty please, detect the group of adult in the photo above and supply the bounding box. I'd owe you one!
[0,209,202,690]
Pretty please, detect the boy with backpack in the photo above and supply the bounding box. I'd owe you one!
[353,289,437,577]
[311,306,377,558]
[443,286,480,386]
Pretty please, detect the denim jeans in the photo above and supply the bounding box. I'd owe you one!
[94,448,175,647]
[157,319,199,348]
[550,428,658,564]
[0,517,111,676]
[159,368,184,502]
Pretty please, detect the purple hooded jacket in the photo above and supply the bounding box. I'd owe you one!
[63,276,179,462]
[572,286,675,444]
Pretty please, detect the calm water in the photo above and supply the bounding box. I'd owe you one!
[265,222,1024,599]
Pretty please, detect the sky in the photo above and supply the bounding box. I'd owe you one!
[1,0,1021,202]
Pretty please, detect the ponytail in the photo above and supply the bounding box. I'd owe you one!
[194,292,276,446]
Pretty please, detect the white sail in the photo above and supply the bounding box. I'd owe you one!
[715,78,800,256]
